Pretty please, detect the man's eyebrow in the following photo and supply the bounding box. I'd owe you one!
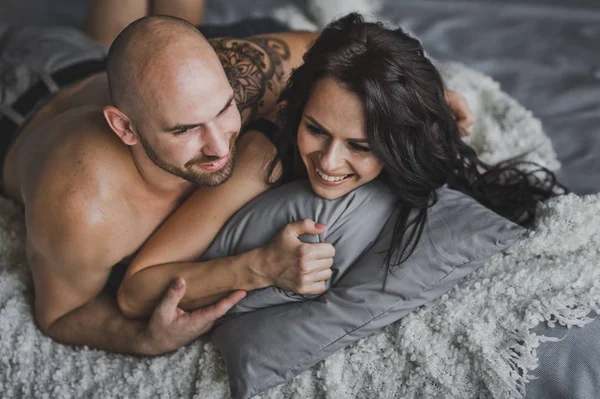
[217,93,235,116]
[304,114,369,143]
[165,93,235,132]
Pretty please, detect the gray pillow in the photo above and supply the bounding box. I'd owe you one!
[203,180,526,399]
[200,178,397,313]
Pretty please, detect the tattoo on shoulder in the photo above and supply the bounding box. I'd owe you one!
[210,37,291,122]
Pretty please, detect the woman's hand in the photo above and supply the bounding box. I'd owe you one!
[445,90,475,137]
[254,219,336,295]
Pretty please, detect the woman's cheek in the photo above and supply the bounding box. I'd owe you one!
[297,129,314,154]
[357,159,384,182]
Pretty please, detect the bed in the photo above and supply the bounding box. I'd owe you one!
[0,1,598,398]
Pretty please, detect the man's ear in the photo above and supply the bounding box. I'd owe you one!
[103,105,138,146]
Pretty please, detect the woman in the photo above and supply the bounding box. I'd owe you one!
[118,13,564,318]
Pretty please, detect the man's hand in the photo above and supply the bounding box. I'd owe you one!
[445,90,475,137]
[255,219,336,295]
[141,277,246,355]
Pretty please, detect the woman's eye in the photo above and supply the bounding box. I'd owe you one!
[307,124,325,135]
[350,143,371,152]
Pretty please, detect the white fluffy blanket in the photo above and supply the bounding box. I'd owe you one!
[1,7,596,398]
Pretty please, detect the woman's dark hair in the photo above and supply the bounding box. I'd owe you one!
[267,13,566,268]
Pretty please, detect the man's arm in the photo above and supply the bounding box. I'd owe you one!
[25,195,244,355]
[27,231,146,353]
[28,236,244,355]
[209,33,475,133]
[38,275,242,355]
[209,31,318,125]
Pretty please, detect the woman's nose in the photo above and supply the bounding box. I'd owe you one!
[319,141,346,172]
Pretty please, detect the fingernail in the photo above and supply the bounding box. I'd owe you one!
[315,223,327,229]
[173,277,183,289]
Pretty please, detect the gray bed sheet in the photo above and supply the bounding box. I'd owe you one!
[382,0,600,195]
[0,1,598,398]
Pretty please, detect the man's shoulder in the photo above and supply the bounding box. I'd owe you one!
[63,106,133,170]
[22,108,138,265]
[25,107,134,199]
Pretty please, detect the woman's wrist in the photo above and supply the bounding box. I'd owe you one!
[241,247,274,291]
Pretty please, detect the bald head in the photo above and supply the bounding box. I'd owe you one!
[106,15,220,122]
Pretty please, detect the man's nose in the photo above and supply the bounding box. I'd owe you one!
[201,121,230,158]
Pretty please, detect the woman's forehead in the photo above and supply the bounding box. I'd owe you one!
[304,77,366,138]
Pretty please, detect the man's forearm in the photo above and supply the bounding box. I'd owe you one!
[118,247,268,318]
[255,31,318,78]
[46,293,156,355]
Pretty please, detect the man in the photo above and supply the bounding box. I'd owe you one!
[0,16,474,355]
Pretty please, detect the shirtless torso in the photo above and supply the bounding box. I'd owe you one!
[4,72,179,267]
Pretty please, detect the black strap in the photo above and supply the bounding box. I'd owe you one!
[243,118,279,146]
[0,58,106,168]
[11,59,106,117]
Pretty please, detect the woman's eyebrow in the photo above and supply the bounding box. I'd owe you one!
[304,114,369,143]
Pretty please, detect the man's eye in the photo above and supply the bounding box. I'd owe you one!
[174,127,193,136]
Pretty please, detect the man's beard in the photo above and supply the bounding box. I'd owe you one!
[138,133,238,187]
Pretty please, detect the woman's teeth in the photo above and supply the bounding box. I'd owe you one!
[316,168,348,182]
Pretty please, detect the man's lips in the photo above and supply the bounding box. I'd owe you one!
[197,154,229,171]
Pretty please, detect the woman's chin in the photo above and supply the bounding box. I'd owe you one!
[310,180,351,200]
